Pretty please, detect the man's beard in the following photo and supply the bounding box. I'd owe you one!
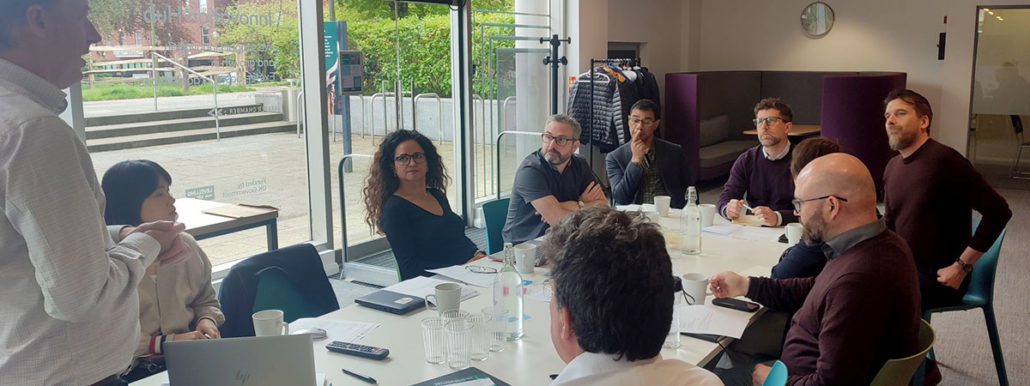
[544,150,571,165]
[802,213,826,244]
[888,127,918,151]
[760,135,782,148]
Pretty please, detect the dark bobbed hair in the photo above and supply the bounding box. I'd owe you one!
[754,97,794,123]
[630,99,660,118]
[363,130,449,234]
[0,0,58,51]
[541,207,673,361]
[791,137,841,178]
[101,160,173,227]
[884,88,933,133]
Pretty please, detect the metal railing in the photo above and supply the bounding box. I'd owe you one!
[296,91,305,138]
[152,52,221,140]
[413,93,444,144]
[337,153,374,263]
[494,130,542,199]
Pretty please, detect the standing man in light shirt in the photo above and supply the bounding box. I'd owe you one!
[717,98,798,226]
[0,1,185,385]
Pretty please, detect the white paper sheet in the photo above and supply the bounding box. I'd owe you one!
[677,304,755,339]
[427,265,497,288]
[702,223,783,242]
[382,276,479,301]
[447,379,496,386]
[289,318,379,343]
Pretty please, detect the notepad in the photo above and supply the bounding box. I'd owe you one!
[383,276,479,301]
[410,367,511,386]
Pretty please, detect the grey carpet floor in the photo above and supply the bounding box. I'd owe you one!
[326,186,1028,385]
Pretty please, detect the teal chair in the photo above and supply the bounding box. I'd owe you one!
[922,228,1008,386]
[762,360,788,386]
[482,198,510,254]
[253,266,324,324]
[871,319,935,386]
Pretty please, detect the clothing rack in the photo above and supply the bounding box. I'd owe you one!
[586,57,641,171]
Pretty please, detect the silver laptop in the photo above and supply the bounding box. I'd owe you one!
[164,334,316,386]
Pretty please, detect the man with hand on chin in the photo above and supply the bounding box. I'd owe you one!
[606,99,691,208]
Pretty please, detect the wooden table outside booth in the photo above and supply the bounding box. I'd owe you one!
[175,197,279,251]
[134,210,787,386]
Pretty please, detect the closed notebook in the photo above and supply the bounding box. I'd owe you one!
[410,367,511,386]
[354,289,425,315]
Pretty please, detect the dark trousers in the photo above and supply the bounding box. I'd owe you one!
[714,311,790,386]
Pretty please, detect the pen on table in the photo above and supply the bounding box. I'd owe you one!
[342,368,377,384]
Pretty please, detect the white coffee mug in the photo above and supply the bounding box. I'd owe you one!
[653,196,671,217]
[425,282,463,314]
[514,243,536,274]
[785,223,804,245]
[252,309,289,337]
[681,273,708,306]
[699,204,716,227]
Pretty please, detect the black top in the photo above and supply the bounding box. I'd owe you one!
[770,241,827,279]
[381,189,478,280]
[502,150,599,244]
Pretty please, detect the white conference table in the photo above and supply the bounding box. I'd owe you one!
[135,210,789,386]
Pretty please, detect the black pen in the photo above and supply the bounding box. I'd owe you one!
[342,368,377,384]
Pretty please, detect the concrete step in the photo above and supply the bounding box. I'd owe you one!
[85,112,285,140]
[86,121,296,152]
[85,104,265,126]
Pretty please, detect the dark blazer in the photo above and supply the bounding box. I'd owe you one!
[605,138,692,208]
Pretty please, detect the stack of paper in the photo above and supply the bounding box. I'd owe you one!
[382,276,479,301]
[289,318,379,343]
[427,265,497,288]
[677,304,754,339]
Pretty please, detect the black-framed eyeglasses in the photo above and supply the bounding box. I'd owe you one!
[465,265,497,274]
[628,118,656,126]
[752,117,787,126]
[394,152,426,165]
[791,195,848,212]
[542,132,578,147]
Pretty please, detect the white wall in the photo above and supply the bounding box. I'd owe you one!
[606,0,684,96]
[690,0,1030,155]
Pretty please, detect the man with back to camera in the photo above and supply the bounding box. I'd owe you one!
[503,114,608,244]
[542,206,722,385]
[606,98,691,208]
[718,98,798,227]
[0,1,187,385]
[710,154,921,385]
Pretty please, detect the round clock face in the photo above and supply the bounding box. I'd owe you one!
[801,2,835,38]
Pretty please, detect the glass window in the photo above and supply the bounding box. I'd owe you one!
[83,0,317,269]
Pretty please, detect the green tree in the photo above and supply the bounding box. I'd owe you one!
[219,1,301,80]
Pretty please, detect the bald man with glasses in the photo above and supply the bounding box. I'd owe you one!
[503,114,607,244]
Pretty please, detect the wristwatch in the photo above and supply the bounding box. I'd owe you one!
[955,258,973,273]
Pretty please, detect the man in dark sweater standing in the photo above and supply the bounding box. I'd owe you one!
[718,98,798,226]
[882,89,1012,310]
[710,154,921,385]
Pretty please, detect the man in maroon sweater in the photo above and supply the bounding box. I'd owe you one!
[718,98,798,226]
[710,154,921,385]
[882,89,1011,311]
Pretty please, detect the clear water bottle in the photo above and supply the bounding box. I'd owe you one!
[664,276,683,349]
[494,243,524,341]
[681,186,702,255]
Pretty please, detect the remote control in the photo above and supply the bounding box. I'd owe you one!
[325,341,390,360]
[712,297,761,312]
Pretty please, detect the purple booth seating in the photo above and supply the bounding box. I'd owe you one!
[820,72,907,199]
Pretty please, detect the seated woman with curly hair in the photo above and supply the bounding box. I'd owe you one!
[363,130,485,280]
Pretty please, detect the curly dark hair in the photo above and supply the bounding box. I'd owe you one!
[541,207,673,361]
[363,130,450,234]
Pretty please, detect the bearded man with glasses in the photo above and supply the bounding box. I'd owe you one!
[502,114,608,244]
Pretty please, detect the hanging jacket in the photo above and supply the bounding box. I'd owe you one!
[567,70,624,152]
